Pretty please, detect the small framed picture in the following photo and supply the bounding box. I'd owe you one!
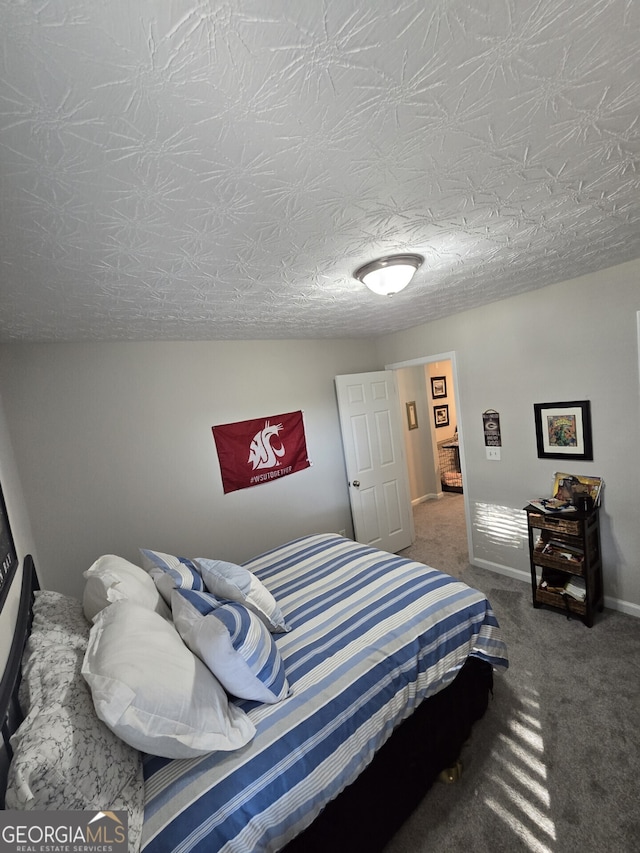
[431,376,447,398]
[0,477,18,610]
[533,400,593,460]
[406,400,418,430]
[433,404,449,428]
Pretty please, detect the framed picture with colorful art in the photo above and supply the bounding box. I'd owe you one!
[534,400,593,461]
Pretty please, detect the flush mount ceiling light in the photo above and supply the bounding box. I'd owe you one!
[354,253,424,296]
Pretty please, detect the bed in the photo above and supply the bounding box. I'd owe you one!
[0,533,508,853]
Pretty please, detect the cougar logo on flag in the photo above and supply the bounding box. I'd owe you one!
[213,411,311,494]
[248,421,285,470]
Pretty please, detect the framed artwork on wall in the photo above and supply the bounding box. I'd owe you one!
[406,401,418,430]
[431,376,447,398]
[0,477,18,611]
[533,400,593,460]
[433,404,449,428]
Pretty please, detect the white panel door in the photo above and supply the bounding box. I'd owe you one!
[335,371,413,553]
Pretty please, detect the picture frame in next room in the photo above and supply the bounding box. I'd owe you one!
[433,404,449,429]
[406,401,418,430]
[431,376,447,398]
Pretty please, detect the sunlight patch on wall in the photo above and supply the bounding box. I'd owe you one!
[473,502,527,549]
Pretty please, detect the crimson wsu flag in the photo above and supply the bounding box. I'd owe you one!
[213,411,311,494]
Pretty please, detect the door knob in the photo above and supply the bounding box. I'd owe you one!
[351,480,360,488]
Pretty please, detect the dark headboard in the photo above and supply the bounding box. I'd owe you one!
[0,555,38,805]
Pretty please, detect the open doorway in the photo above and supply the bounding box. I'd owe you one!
[385,352,472,564]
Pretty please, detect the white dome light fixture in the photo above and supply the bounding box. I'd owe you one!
[354,253,424,296]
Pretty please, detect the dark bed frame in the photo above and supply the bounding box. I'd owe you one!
[0,554,493,849]
[283,654,492,852]
[0,555,37,803]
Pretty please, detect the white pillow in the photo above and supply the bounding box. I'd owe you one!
[139,548,205,605]
[83,555,171,622]
[195,558,290,633]
[172,589,290,704]
[82,601,256,758]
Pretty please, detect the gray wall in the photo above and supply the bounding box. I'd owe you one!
[0,339,377,597]
[376,258,640,615]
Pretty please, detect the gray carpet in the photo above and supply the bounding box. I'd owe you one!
[383,493,640,853]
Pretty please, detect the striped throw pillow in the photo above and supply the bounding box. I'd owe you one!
[171,589,290,704]
[139,549,205,605]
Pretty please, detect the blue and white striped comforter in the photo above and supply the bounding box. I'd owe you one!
[141,534,508,853]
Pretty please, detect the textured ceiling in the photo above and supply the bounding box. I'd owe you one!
[1,0,639,343]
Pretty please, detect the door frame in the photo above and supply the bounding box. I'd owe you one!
[384,350,473,564]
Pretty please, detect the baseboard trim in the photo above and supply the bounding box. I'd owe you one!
[472,558,529,585]
[411,493,442,506]
[603,596,640,619]
[472,558,640,619]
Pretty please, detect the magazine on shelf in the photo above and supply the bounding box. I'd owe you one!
[552,472,603,507]
[529,471,604,514]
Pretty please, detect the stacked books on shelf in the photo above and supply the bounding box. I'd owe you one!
[539,570,586,601]
[563,576,586,601]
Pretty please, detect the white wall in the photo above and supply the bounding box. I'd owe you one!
[376,259,640,615]
[0,339,377,598]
